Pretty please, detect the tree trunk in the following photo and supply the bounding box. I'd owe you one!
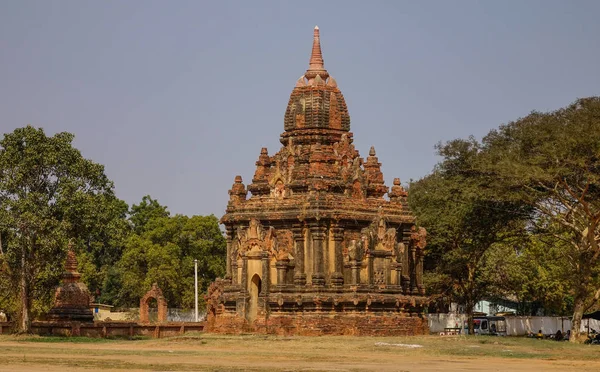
[19,245,30,334]
[467,307,474,335]
[571,296,585,343]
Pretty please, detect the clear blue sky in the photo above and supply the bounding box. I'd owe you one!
[1,0,599,217]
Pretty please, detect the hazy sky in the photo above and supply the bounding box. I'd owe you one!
[1,0,599,218]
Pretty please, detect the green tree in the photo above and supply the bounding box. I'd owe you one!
[410,138,528,334]
[481,97,600,341]
[483,97,600,340]
[129,195,169,234]
[114,203,225,310]
[482,235,572,316]
[0,126,119,333]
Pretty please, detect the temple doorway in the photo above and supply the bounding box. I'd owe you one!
[248,274,262,322]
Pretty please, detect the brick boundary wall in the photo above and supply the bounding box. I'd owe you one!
[0,321,204,338]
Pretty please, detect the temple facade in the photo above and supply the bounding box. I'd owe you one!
[206,27,428,335]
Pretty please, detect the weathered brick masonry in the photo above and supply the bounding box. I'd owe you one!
[207,27,429,336]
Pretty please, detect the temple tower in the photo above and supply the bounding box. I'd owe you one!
[47,243,94,322]
[208,27,428,336]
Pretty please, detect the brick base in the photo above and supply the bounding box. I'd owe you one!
[207,312,428,336]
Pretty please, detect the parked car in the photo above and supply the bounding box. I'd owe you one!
[464,316,507,335]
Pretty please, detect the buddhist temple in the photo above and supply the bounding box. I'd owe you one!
[47,243,94,322]
[206,27,428,335]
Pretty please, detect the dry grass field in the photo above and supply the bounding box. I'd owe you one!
[1,333,600,371]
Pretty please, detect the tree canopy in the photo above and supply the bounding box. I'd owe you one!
[412,97,600,341]
[108,205,225,309]
[410,138,529,333]
[0,127,227,332]
[0,126,120,332]
[480,97,600,340]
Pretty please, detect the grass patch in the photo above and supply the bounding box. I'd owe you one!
[1,334,600,371]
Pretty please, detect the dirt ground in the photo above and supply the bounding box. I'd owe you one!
[1,334,600,371]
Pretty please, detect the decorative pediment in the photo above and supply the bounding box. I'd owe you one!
[362,216,397,252]
[234,220,294,260]
[410,226,427,251]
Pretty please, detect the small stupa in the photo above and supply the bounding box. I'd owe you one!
[47,242,94,322]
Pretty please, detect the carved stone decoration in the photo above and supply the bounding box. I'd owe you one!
[236,219,277,257]
[274,229,294,261]
[139,283,168,324]
[205,278,225,325]
[347,239,363,262]
[362,216,397,254]
[410,226,427,295]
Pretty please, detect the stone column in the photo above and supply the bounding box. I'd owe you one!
[350,261,361,285]
[310,225,326,287]
[331,226,344,287]
[261,254,270,295]
[367,254,374,287]
[231,258,238,286]
[225,227,233,279]
[292,227,306,286]
[276,260,289,289]
[416,248,425,295]
[395,242,404,288]
[409,245,417,294]
[241,255,248,293]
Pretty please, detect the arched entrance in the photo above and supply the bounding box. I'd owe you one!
[139,283,168,323]
[247,274,262,322]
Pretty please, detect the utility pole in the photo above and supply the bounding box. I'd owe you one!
[194,259,198,322]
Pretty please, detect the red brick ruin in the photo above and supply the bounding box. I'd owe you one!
[207,27,429,336]
[47,242,94,322]
[139,283,168,323]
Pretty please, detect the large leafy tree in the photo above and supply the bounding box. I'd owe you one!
[111,201,225,310]
[410,138,528,334]
[0,126,120,332]
[481,97,600,341]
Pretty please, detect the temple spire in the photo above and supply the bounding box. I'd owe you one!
[305,26,329,82]
[309,26,324,70]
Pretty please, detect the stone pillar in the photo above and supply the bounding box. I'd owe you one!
[416,248,425,295]
[261,254,270,295]
[331,226,344,287]
[395,242,404,288]
[292,227,306,286]
[350,261,361,285]
[367,254,374,287]
[231,258,238,286]
[393,262,402,288]
[276,260,289,289]
[310,225,326,286]
[241,255,248,293]
[409,246,417,294]
[225,227,233,279]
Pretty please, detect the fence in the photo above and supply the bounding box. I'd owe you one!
[94,308,206,322]
[427,313,600,336]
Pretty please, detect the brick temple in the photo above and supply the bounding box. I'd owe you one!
[206,27,428,336]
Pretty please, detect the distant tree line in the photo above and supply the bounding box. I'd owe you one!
[411,97,600,341]
[0,126,225,333]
